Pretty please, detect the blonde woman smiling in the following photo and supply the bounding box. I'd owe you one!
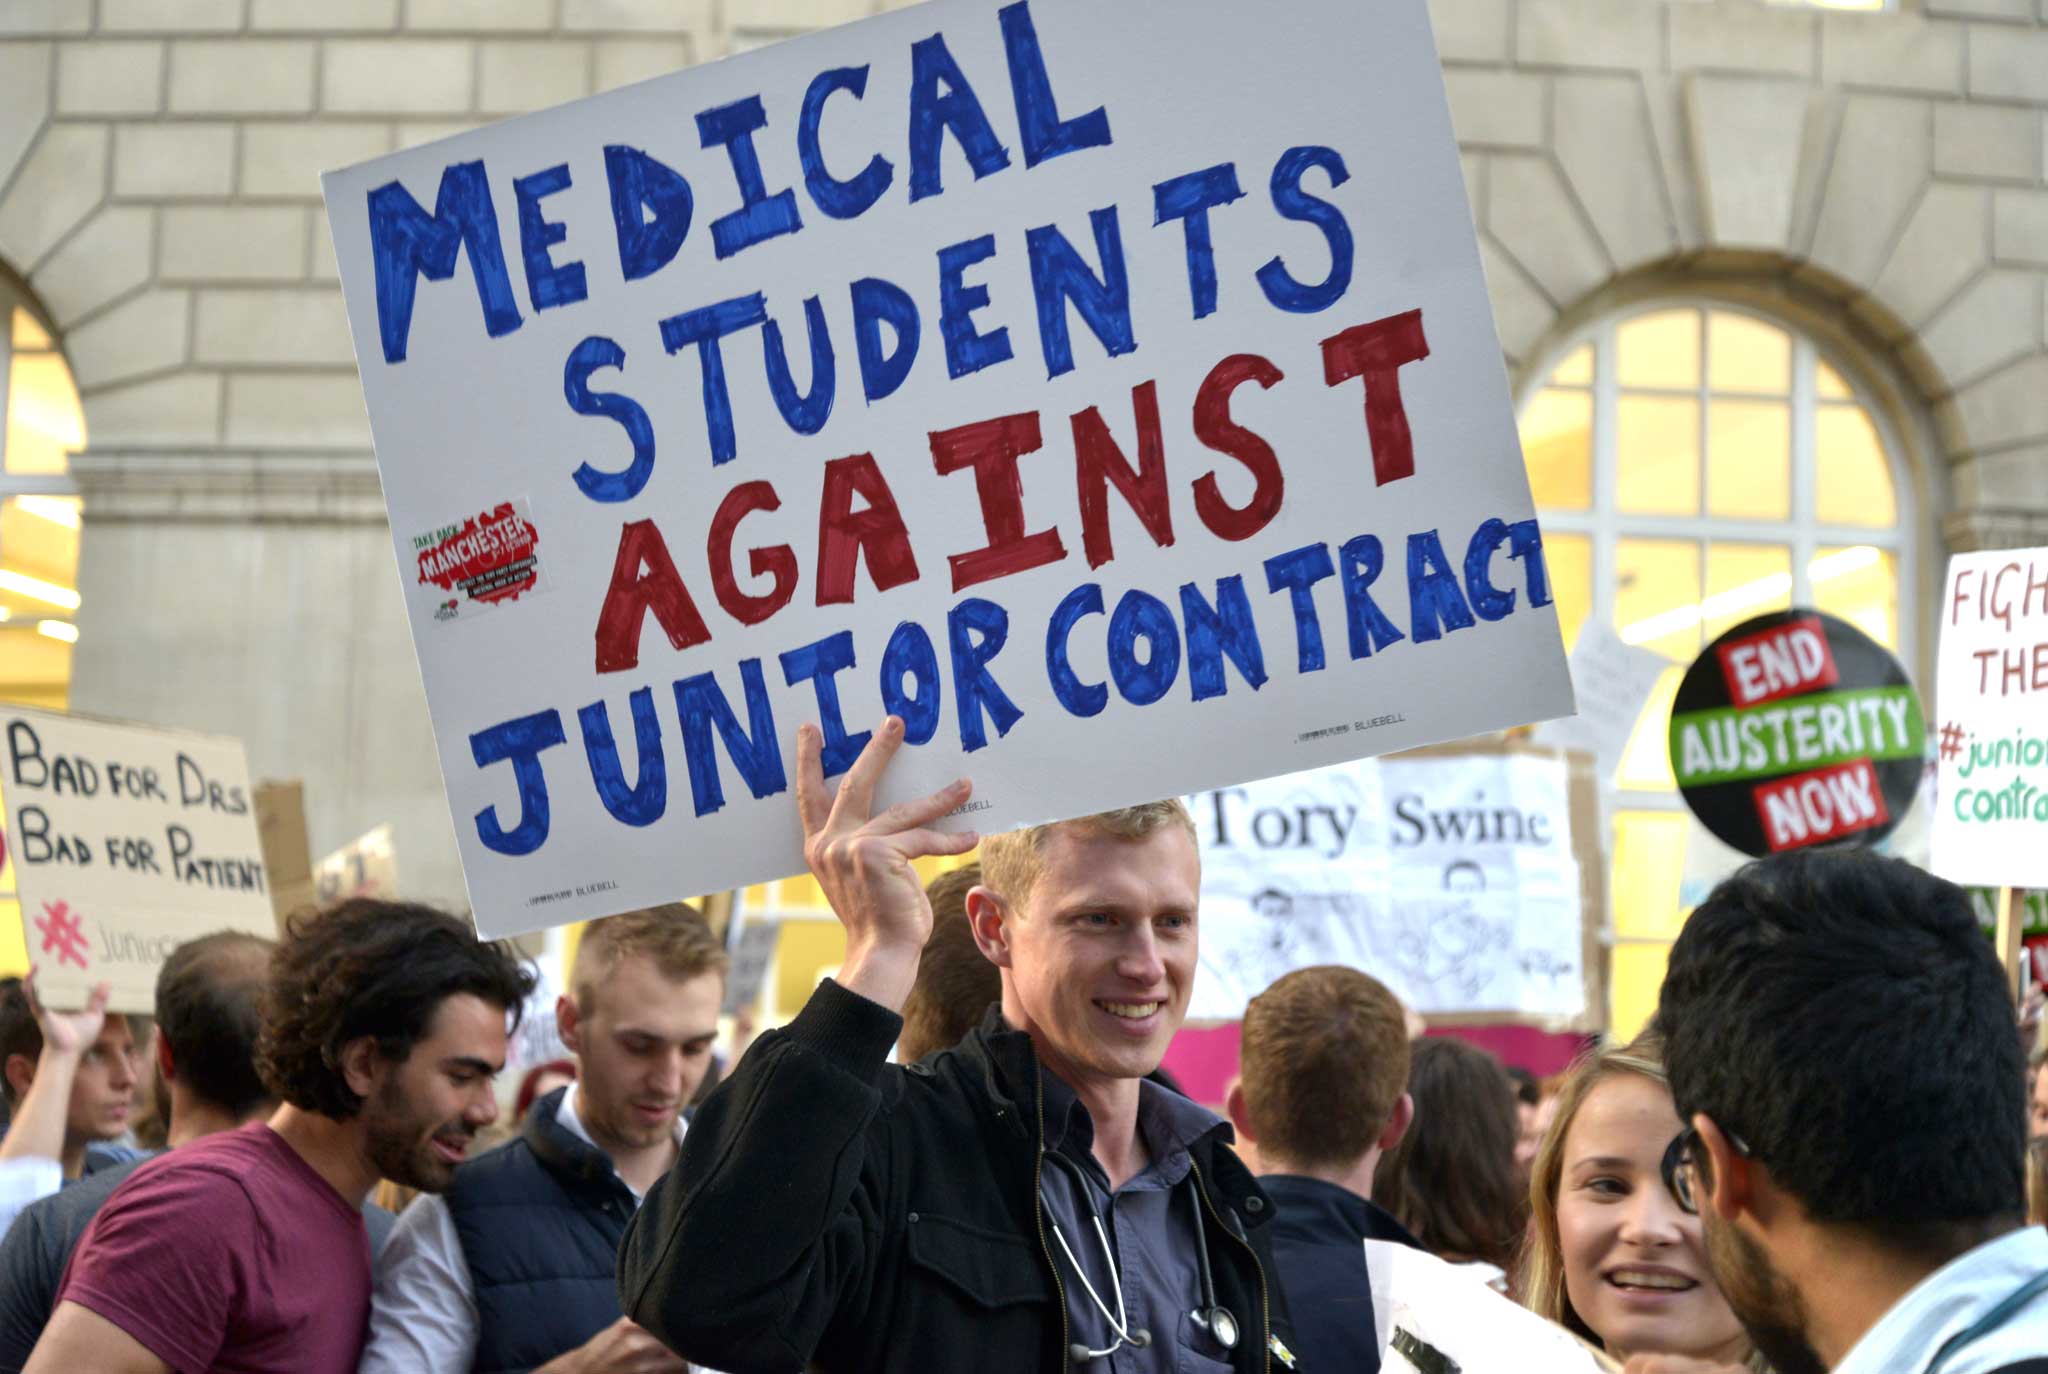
[1520,1032,1763,1373]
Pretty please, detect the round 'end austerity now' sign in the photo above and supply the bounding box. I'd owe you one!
[1668,609,1924,858]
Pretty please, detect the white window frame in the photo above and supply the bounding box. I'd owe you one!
[0,282,82,916]
[1763,0,1896,12]
[1516,299,1920,992]
[0,284,81,505]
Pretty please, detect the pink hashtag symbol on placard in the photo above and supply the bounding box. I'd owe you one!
[34,901,89,970]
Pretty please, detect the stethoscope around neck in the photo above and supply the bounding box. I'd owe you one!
[1039,1149,1241,1365]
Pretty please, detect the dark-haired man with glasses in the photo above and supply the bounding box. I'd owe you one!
[1654,849,2048,1374]
[1657,1123,1744,1220]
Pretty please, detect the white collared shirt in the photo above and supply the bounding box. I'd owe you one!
[356,1085,685,1374]
[0,1156,62,1237]
[1835,1226,2048,1374]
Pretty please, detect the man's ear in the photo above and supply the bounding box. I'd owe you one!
[1693,1113,1753,1222]
[556,993,582,1056]
[3,1052,34,1100]
[1379,1092,1415,1153]
[965,886,1014,969]
[155,1031,176,1082]
[337,1034,384,1103]
[1225,1079,1255,1145]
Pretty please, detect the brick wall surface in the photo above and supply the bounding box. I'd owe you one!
[1425,0,2048,539]
[0,0,2034,518]
[0,0,897,461]
[0,0,2042,902]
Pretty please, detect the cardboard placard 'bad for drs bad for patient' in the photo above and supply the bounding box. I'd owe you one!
[1,707,275,1012]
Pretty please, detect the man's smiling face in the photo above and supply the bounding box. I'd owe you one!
[997,823,1200,1095]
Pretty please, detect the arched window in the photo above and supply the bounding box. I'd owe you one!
[0,278,86,975]
[1517,303,1914,1037]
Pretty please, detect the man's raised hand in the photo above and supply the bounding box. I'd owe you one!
[0,969,114,1167]
[794,716,976,1013]
[23,967,111,1058]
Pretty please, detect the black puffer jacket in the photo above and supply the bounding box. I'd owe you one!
[446,1087,638,1374]
[619,982,1297,1373]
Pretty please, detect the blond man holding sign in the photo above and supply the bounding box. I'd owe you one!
[620,719,1301,1372]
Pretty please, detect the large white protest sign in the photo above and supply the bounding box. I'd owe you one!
[0,707,273,1011]
[324,0,1574,937]
[1190,751,1588,1021]
[1932,549,2048,889]
[1533,620,1666,792]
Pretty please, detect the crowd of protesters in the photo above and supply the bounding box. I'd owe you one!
[0,717,2042,1373]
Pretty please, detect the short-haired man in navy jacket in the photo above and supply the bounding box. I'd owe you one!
[620,718,1298,1374]
[1227,965,1421,1374]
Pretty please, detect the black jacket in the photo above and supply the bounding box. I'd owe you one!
[618,982,1296,1374]
[444,1087,638,1374]
[1258,1175,1422,1374]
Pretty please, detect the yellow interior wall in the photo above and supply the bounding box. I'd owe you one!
[773,920,847,1014]
[748,852,978,1019]
[0,898,23,979]
[1610,943,1673,1043]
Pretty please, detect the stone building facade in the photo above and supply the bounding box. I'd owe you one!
[0,0,2042,1006]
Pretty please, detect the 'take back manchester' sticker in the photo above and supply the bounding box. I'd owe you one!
[1668,609,1924,857]
[411,500,549,625]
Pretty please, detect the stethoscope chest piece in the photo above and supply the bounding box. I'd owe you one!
[1196,1304,1240,1351]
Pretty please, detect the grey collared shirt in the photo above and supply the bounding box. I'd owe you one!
[1036,1070,1239,1374]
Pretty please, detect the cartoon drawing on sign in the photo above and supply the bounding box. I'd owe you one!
[1374,756,1585,1019]
[1195,880,1378,1011]
[1370,859,1511,1004]
[1189,754,1585,1020]
[35,900,89,970]
[1233,886,1350,982]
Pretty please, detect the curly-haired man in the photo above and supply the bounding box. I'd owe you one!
[22,899,534,1374]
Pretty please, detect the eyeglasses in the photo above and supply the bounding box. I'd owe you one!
[1660,1123,1754,1215]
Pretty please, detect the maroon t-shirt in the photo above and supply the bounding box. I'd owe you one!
[55,1122,371,1374]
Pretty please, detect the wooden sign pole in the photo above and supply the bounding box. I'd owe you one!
[1995,886,2025,1006]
